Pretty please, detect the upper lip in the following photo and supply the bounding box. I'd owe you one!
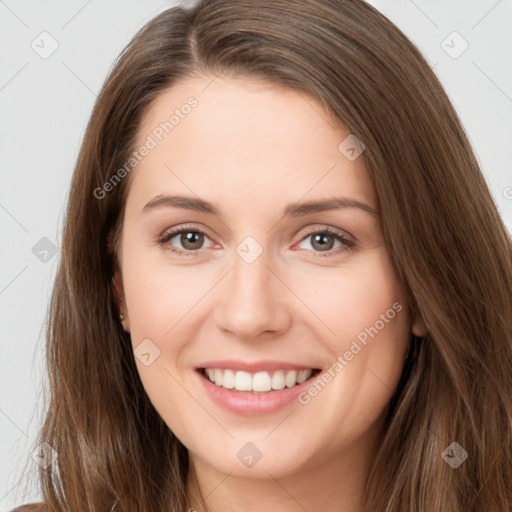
[196,360,320,372]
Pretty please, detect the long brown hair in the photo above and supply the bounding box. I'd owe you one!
[22,0,512,510]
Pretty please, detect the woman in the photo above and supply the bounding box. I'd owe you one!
[14,0,512,511]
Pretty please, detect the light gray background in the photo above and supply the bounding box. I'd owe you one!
[1,0,511,508]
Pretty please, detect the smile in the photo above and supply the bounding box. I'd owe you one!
[199,367,321,393]
[195,364,322,416]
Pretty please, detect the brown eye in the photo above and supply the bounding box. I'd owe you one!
[158,227,215,256]
[310,233,336,251]
[296,227,355,257]
[178,231,205,250]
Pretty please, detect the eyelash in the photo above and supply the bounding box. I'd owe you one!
[158,224,355,258]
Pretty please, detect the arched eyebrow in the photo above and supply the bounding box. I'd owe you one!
[143,194,217,215]
[284,198,378,217]
[142,194,378,217]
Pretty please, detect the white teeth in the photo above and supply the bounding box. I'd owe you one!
[203,368,314,392]
[235,371,252,391]
[253,372,272,392]
[222,369,235,389]
[271,370,285,390]
[296,369,310,384]
[285,370,297,388]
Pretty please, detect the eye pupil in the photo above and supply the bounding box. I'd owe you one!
[312,233,334,251]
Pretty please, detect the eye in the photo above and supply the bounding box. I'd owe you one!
[158,225,355,258]
[158,226,215,256]
[296,227,355,257]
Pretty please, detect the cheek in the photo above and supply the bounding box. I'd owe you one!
[289,249,411,418]
[290,249,409,347]
[121,250,199,432]
[288,250,410,438]
[122,247,201,342]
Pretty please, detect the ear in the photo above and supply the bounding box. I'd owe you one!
[108,230,129,332]
[112,268,130,332]
[111,268,125,311]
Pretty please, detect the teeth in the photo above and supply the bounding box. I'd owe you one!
[271,370,285,390]
[253,371,272,392]
[203,368,314,392]
[223,369,235,389]
[296,369,310,384]
[285,370,297,388]
[235,371,252,391]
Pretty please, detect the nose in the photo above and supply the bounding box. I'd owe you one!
[214,250,292,342]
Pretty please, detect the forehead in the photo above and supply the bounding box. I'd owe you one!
[127,75,376,216]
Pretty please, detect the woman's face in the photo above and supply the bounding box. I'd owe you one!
[114,75,426,480]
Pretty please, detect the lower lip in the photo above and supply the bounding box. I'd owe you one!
[195,370,319,416]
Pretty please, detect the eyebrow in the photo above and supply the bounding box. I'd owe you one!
[142,194,378,217]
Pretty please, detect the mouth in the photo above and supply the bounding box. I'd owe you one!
[197,367,322,393]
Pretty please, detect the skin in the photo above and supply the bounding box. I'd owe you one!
[113,74,427,512]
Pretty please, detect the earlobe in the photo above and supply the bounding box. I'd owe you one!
[411,312,427,337]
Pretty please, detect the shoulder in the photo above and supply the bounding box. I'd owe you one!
[10,503,47,512]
